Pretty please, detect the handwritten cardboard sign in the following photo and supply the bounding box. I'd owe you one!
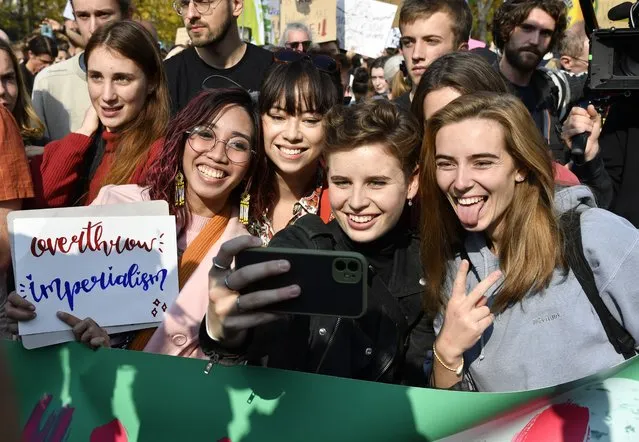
[279,0,337,43]
[12,216,178,336]
[337,0,398,58]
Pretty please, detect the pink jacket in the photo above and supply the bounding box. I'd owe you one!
[91,184,248,359]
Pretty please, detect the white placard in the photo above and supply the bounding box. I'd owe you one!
[337,0,398,58]
[12,216,179,336]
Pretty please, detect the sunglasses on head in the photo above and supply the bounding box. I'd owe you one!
[274,49,338,74]
[284,40,312,51]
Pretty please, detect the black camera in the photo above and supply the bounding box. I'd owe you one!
[582,0,639,91]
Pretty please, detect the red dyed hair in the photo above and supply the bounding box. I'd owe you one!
[143,89,260,231]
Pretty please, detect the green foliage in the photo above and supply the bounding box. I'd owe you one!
[468,0,503,44]
[0,0,67,42]
[134,0,183,47]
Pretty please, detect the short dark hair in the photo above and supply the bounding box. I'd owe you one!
[369,56,388,71]
[70,0,132,16]
[411,51,508,124]
[352,67,369,96]
[492,0,567,52]
[26,35,58,59]
[399,0,472,48]
[324,100,421,178]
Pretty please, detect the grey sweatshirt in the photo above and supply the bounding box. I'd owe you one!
[434,186,639,392]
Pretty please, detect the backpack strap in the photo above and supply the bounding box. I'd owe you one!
[561,210,637,359]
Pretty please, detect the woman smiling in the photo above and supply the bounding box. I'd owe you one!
[7,88,260,355]
[247,50,342,244]
[30,20,169,208]
[199,100,433,385]
[421,92,639,392]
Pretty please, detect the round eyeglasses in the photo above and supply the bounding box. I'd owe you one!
[172,0,220,16]
[186,126,253,164]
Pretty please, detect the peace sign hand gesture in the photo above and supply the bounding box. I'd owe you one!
[435,260,502,365]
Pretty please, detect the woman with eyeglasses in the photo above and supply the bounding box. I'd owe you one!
[6,88,260,355]
[28,20,170,208]
[247,49,343,245]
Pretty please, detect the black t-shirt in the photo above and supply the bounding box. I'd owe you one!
[393,92,412,113]
[164,43,274,114]
[511,82,545,133]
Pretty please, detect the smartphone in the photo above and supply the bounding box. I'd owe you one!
[40,24,54,39]
[235,247,368,318]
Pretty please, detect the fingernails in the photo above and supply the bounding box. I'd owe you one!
[278,260,290,271]
[29,304,36,311]
[288,285,301,296]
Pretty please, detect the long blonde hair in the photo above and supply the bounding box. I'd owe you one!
[420,92,564,316]
[0,39,44,140]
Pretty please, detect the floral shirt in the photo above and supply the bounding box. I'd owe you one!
[249,170,326,245]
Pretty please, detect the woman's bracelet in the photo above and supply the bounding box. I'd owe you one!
[432,345,464,376]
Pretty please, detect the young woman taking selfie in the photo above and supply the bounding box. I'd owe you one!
[200,100,433,386]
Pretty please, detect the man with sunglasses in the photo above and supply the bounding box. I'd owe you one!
[279,22,313,52]
[165,0,273,114]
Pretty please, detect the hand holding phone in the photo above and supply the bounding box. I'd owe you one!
[205,236,300,346]
[40,24,54,39]
[236,247,367,318]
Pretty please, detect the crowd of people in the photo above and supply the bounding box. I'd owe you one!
[0,0,638,401]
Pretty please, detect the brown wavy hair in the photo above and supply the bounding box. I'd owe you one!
[0,39,44,140]
[324,100,421,178]
[420,92,564,316]
[399,0,472,48]
[85,20,170,187]
[492,0,567,52]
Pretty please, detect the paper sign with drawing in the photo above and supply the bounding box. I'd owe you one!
[11,216,178,336]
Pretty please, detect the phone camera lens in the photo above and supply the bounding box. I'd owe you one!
[335,260,346,271]
[347,261,359,272]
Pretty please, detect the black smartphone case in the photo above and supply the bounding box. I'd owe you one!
[235,247,368,318]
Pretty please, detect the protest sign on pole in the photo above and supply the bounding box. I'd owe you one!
[5,340,639,441]
[279,0,337,43]
[336,0,398,58]
[11,215,178,336]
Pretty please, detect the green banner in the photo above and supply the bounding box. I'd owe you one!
[5,341,639,441]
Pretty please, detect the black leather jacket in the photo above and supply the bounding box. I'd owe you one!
[199,214,434,387]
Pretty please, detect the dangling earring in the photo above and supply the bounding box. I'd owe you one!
[175,171,185,207]
[239,191,250,225]
[407,198,413,207]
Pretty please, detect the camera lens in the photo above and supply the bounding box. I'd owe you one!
[347,261,359,272]
[335,260,346,271]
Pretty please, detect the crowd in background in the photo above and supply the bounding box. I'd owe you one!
[0,0,638,412]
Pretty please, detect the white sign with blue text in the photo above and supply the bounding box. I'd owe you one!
[13,216,178,336]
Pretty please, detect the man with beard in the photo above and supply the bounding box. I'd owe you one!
[492,0,585,164]
[165,0,273,113]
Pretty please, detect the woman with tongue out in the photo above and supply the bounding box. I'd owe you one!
[420,92,639,392]
[28,20,170,208]
[246,51,343,245]
[198,100,434,386]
